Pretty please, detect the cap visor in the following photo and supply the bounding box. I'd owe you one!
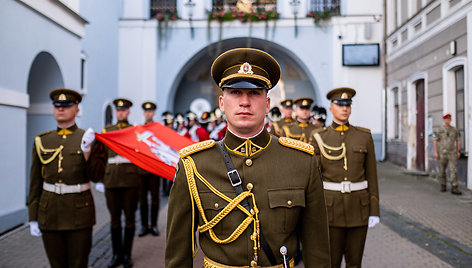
[221,79,267,89]
[332,99,352,106]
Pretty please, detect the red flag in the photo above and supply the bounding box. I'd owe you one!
[95,122,195,181]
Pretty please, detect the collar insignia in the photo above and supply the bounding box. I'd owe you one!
[238,62,254,74]
[231,139,264,157]
[58,94,66,101]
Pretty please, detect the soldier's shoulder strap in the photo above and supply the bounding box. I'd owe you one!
[179,140,215,158]
[36,130,55,137]
[102,124,115,133]
[353,125,371,134]
[279,137,314,155]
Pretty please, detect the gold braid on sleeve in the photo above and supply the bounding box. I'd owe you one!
[313,133,348,170]
[35,136,64,173]
[182,156,261,263]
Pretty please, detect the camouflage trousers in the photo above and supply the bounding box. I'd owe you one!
[438,152,458,186]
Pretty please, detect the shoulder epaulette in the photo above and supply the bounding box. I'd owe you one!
[179,140,215,158]
[36,130,54,137]
[354,126,371,133]
[279,137,314,155]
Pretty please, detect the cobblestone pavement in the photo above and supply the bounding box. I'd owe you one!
[1,162,471,267]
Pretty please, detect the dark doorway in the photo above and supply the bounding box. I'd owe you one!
[415,79,425,171]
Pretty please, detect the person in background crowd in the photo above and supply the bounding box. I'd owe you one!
[269,99,294,137]
[312,105,327,128]
[280,97,319,143]
[175,113,188,137]
[196,111,211,141]
[28,88,97,268]
[186,111,199,142]
[161,111,174,129]
[433,113,462,195]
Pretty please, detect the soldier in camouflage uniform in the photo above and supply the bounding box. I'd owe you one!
[165,48,330,267]
[28,88,97,268]
[433,113,462,195]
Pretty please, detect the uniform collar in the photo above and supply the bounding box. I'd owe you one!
[283,117,293,123]
[117,120,130,128]
[57,124,78,135]
[331,121,350,132]
[224,127,271,157]
[297,119,309,127]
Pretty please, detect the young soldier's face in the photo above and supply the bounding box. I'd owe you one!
[330,103,351,123]
[144,110,155,122]
[281,107,293,118]
[443,118,451,127]
[296,107,311,122]
[116,108,130,121]
[219,88,270,137]
[54,104,79,124]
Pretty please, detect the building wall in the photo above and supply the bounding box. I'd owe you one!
[0,0,84,233]
[385,0,471,188]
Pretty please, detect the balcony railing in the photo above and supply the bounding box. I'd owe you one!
[310,0,340,15]
[150,0,177,18]
[211,0,277,12]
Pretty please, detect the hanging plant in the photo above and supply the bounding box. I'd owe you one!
[155,10,179,22]
[208,8,279,23]
[307,10,333,24]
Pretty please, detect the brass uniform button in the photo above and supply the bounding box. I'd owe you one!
[341,132,344,136]
[250,208,254,214]
[344,177,348,181]
[85,202,89,206]
[328,150,332,154]
[247,183,253,190]
[287,200,293,206]
[58,180,62,183]
[77,150,81,154]
[245,159,253,166]
[62,135,67,139]
[214,203,219,209]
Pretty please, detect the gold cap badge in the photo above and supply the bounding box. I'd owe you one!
[341,93,348,99]
[58,94,66,101]
[118,100,124,106]
[145,103,151,109]
[238,62,254,74]
[302,100,308,106]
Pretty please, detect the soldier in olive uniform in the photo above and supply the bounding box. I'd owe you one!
[138,101,162,236]
[433,113,462,195]
[309,87,380,268]
[269,99,294,137]
[94,98,140,268]
[28,88,97,268]
[166,48,330,267]
[280,97,320,142]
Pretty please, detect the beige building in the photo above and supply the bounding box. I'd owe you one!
[384,0,472,189]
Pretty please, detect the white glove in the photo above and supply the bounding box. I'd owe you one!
[29,221,42,237]
[95,182,105,193]
[81,128,95,153]
[368,216,380,228]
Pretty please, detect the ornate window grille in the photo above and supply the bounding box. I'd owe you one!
[150,0,177,17]
[310,0,340,15]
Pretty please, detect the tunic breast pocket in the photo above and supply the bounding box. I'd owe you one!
[352,145,367,162]
[68,148,84,173]
[268,188,305,233]
[199,192,238,236]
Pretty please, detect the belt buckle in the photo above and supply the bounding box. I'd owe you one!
[340,181,351,193]
[227,170,241,187]
[54,183,64,195]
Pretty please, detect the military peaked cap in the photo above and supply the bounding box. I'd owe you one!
[113,98,133,110]
[175,113,185,123]
[199,111,211,124]
[294,97,314,109]
[211,48,281,90]
[327,87,356,105]
[142,101,157,111]
[50,88,82,107]
[280,99,293,108]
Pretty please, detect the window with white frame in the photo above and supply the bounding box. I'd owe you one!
[393,87,400,139]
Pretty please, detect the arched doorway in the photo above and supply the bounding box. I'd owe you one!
[169,38,320,116]
[26,52,64,187]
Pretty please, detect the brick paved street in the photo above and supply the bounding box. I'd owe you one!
[1,162,471,267]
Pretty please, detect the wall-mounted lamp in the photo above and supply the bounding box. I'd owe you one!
[289,0,301,38]
[185,0,196,39]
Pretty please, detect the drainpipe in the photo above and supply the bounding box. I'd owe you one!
[381,0,387,161]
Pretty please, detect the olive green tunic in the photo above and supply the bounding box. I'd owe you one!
[269,117,294,137]
[102,120,140,188]
[166,129,330,267]
[280,120,320,143]
[309,122,380,227]
[28,124,96,231]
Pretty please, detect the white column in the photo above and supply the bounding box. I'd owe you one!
[466,11,472,189]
